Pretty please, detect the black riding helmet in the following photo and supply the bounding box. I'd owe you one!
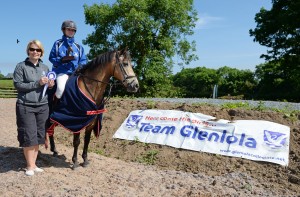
[61,20,77,32]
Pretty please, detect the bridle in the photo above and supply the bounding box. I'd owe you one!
[114,51,137,86]
[79,50,137,104]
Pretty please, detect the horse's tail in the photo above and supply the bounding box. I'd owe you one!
[93,119,102,138]
[93,113,105,138]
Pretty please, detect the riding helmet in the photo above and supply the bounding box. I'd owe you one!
[61,20,77,31]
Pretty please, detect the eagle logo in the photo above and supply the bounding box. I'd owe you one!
[263,130,288,150]
[125,115,143,130]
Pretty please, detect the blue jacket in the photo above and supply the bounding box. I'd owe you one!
[49,35,87,75]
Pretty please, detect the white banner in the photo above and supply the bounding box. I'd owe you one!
[113,110,290,166]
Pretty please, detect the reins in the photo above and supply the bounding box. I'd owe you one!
[80,74,114,104]
[78,50,136,105]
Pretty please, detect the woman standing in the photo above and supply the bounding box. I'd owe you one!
[13,40,55,176]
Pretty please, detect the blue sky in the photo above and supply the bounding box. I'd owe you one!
[0,0,272,76]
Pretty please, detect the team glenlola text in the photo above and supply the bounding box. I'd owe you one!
[138,123,256,148]
[136,115,255,148]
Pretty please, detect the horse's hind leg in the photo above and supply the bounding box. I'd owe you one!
[72,133,80,170]
[49,135,59,156]
[82,130,92,167]
[47,122,59,157]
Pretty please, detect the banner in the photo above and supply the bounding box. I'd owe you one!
[113,110,290,166]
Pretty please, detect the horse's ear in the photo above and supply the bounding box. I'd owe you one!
[119,46,128,56]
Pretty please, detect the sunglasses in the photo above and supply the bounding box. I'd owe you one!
[29,48,42,52]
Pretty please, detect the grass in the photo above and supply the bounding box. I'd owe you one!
[91,149,105,155]
[221,101,252,110]
[136,150,159,165]
[146,100,156,109]
[129,136,151,148]
[218,100,300,123]
[0,79,14,89]
[0,79,16,98]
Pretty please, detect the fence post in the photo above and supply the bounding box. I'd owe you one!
[212,84,218,99]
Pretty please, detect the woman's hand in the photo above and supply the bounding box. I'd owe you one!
[39,76,49,86]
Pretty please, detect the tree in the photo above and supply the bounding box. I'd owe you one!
[249,0,300,64]
[173,67,219,98]
[254,61,299,101]
[217,66,257,99]
[0,71,4,79]
[83,0,198,97]
[249,0,300,101]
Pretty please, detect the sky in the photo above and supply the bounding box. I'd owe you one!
[0,0,272,76]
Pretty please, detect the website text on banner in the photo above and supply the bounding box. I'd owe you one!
[113,110,290,166]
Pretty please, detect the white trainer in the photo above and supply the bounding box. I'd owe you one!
[25,170,34,176]
[34,167,44,173]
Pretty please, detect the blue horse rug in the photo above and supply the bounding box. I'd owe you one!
[49,75,106,137]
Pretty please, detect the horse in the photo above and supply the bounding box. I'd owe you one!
[46,48,139,169]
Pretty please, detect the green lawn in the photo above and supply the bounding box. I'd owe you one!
[0,79,16,98]
[0,79,14,89]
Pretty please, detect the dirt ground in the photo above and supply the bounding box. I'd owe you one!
[0,98,299,197]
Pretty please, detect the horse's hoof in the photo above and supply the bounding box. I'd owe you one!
[71,163,79,170]
[52,152,59,157]
[72,166,80,170]
[82,161,89,168]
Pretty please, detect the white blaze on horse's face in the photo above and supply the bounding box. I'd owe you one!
[116,53,139,93]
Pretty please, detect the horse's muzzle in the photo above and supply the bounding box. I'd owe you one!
[126,77,139,92]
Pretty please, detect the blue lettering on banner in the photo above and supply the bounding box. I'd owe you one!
[139,123,175,134]
[137,122,257,148]
[180,125,257,148]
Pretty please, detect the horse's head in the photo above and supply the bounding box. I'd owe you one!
[113,49,139,92]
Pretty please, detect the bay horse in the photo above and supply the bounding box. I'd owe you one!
[47,48,139,169]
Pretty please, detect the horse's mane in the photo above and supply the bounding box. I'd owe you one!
[76,50,116,74]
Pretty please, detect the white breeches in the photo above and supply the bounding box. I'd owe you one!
[55,73,69,99]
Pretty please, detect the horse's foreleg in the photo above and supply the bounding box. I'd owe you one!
[72,133,80,170]
[82,130,92,167]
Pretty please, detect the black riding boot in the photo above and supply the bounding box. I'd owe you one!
[52,95,60,111]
